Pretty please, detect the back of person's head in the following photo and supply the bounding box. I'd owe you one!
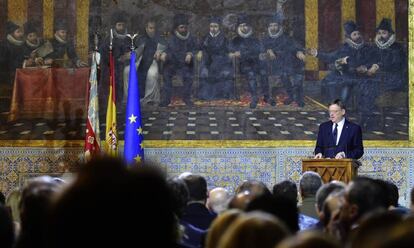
[205,209,242,248]
[0,204,14,248]
[183,174,208,202]
[17,176,61,248]
[207,187,231,214]
[6,188,21,222]
[321,190,345,229]
[0,192,5,205]
[178,171,193,180]
[228,191,255,210]
[411,186,414,211]
[346,177,388,221]
[217,211,290,248]
[378,217,414,248]
[347,211,403,248]
[373,179,396,209]
[300,172,323,198]
[276,231,340,248]
[383,180,399,207]
[316,182,345,213]
[235,180,271,197]
[272,180,298,204]
[48,157,177,248]
[167,177,189,218]
[246,194,299,233]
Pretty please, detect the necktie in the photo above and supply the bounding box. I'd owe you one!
[333,123,338,145]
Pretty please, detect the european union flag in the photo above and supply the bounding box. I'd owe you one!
[124,51,144,164]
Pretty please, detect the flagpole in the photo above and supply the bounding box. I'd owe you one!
[124,32,145,165]
[104,29,119,156]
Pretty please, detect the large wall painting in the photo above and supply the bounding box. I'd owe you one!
[0,0,411,147]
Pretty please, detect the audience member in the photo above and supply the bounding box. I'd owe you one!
[0,191,5,205]
[272,180,298,203]
[411,186,414,212]
[276,231,340,248]
[167,177,205,248]
[383,180,410,215]
[299,172,323,218]
[207,187,231,214]
[235,179,272,197]
[217,211,290,248]
[0,203,14,248]
[246,194,299,233]
[178,172,193,180]
[322,190,345,238]
[314,182,346,229]
[14,176,61,248]
[228,191,255,210]
[272,180,318,230]
[378,217,414,248]
[48,157,177,248]
[1,158,411,248]
[205,209,242,248]
[181,174,216,230]
[347,211,403,248]
[5,188,21,236]
[334,177,388,241]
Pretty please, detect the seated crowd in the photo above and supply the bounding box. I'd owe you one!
[1,157,414,248]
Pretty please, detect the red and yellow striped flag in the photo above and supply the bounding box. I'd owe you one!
[104,49,118,156]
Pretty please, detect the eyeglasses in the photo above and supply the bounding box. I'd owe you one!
[328,110,342,114]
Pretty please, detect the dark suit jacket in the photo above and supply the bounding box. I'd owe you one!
[314,119,364,159]
[181,203,217,230]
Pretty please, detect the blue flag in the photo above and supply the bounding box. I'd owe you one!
[124,51,144,164]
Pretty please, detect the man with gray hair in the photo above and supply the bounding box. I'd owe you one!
[312,181,345,229]
[207,187,231,214]
[299,171,323,219]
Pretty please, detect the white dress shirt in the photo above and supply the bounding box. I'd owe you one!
[333,118,345,146]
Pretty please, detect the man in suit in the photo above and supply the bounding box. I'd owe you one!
[314,99,364,159]
[181,174,216,230]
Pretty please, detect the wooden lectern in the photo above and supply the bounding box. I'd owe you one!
[302,159,358,183]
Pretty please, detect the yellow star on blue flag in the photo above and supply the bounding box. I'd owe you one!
[124,51,144,164]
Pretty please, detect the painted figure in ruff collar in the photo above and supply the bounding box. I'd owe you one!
[260,14,306,107]
[43,20,87,68]
[0,21,25,86]
[159,13,197,107]
[23,21,44,67]
[229,14,261,109]
[370,18,406,92]
[309,21,374,107]
[197,16,233,100]
[358,18,407,130]
[99,10,131,114]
